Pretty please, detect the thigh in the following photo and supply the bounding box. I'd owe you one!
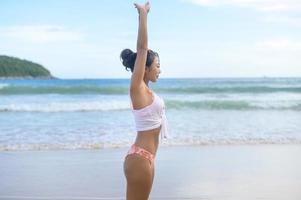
[124,155,153,200]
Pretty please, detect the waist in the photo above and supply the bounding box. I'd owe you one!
[134,126,161,155]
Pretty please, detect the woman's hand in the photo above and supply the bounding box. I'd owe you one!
[134,1,150,15]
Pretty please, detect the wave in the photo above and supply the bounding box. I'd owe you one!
[1,85,301,95]
[165,137,301,146]
[0,101,130,112]
[160,86,301,94]
[166,100,301,110]
[1,137,300,151]
[1,99,301,112]
[0,85,128,95]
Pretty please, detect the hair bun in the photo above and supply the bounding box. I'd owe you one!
[120,49,133,61]
[120,49,136,72]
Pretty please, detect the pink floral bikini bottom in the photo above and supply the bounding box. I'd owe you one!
[125,144,155,165]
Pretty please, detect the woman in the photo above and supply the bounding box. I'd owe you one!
[120,2,169,200]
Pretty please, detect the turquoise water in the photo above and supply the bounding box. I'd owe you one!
[1,78,301,151]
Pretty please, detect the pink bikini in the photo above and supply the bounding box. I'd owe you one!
[125,90,169,164]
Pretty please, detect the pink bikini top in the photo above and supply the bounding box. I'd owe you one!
[131,90,169,143]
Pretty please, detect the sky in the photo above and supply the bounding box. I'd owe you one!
[0,0,300,79]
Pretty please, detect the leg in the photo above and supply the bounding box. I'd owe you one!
[124,154,153,200]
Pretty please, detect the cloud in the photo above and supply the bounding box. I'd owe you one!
[0,25,83,43]
[185,0,301,12]
[262,15,301,27]
[255,38,301,50]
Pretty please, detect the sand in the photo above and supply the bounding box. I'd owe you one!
[0,145,300,200]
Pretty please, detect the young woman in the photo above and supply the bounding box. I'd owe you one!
[120,2,169,200]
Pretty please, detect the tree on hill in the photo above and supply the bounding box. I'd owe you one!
[0,55,54,78]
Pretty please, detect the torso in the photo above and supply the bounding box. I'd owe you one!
[135,126,161,156]
[130,85,161,156]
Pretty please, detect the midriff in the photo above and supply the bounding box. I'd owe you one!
[134,126,161,156]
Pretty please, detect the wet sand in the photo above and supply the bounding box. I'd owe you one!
[0,145,300,200]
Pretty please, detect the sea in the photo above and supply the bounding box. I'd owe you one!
[0,77,301,151]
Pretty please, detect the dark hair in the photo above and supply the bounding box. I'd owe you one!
[120,49,159,72]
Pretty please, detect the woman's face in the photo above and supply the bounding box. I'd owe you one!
[145,56,161,82]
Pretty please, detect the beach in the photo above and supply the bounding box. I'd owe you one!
[0,144,300,200]
[1,0,301,198]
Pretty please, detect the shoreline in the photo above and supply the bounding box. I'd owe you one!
[1,143,301,152]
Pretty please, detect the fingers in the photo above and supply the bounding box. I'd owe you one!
[133,1,150,12]
[145,1,150,9]
[134,1,150,8]
[133,3,138,9]
[145,1,150,11]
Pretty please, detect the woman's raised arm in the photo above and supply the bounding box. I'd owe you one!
[130,2,150,91]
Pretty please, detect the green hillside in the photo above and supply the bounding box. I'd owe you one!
[0,55,55,79]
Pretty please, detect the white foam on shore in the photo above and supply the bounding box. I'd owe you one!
[1,137,300,151]
[1,99,301,112]
[0,195,207,199]
[0,101,131,112]
[0,195,126,199]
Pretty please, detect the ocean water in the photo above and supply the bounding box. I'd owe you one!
[0,78,301,151]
